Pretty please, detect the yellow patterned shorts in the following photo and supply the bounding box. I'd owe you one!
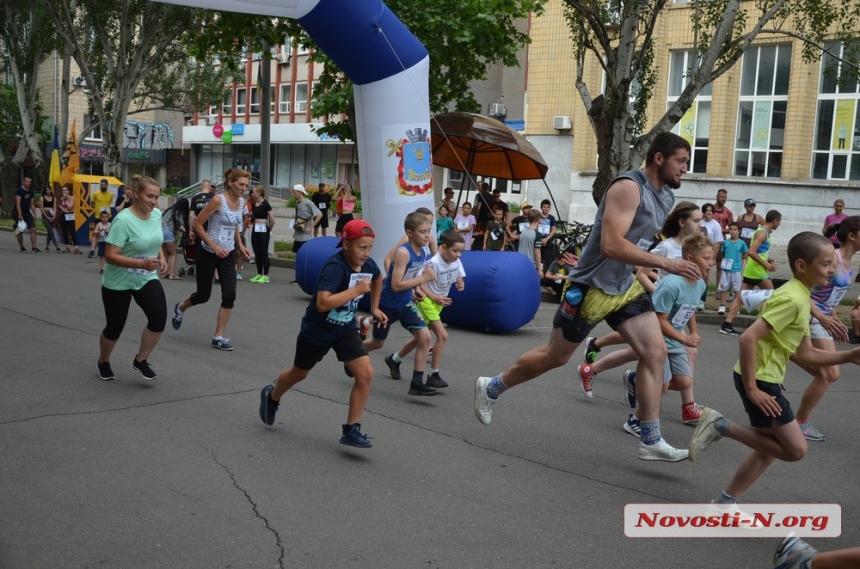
[552,280,653,344]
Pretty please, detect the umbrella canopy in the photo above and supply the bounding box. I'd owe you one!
[430,112,548,180]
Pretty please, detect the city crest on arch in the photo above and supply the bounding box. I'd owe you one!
[387,127,433,196]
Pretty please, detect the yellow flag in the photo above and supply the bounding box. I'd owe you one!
[59,120,79,188]
[49,126,61,187]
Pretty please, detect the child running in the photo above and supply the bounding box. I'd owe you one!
[389,230,466,388]
[791,216,860,441]
[716,222,748,315]
[92,211,111,274]
[366,211,438,396]
[258,220,387,448]
[690,232,860,518]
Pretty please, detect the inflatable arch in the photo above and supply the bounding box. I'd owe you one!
[156,0,541,332]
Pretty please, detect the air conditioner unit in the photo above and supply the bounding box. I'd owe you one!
[205,114,218,125]
[73,76,87,87]
[489,103,507,118]
[553,115,572,130]
[277,52,291,65]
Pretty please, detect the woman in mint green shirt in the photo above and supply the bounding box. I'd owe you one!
[97,174,168,382]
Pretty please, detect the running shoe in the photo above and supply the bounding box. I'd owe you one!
[773,532,817,568]
[623,414,641,437]
[696,301,705,312]
[97,361,115,381]
[236,271,243,280]
[474,376,496,425]
[799,420,826,442]
[715,290,723,301]
[132,358,157,381]
[171,302,183,330]
[719,322,740,336]
[682,402,704,425]
[261,276,270,283]
[426,372,449,388]
[87,250,95,258]
[408,382,437,396]
[707,502,764,531]
[638,438,689,462]
[211,337,233,351]
[259,385,279,425]
[689,407,724,461]
[250,274,262,283]
[578,364,595,398]
[583,336,600,364]
[384,354,402,380]
[340,423,372,448]
[727,291,736,303]
[19,247,27,253]
[622,369,637,409]
[32,248,41,253]
[717,305,726,315]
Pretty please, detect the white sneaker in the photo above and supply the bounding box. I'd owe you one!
[707,501,764,531]
[474,377,496,425]
[638,438,689,462]
[717,305,726,315]
[690,407,724,462]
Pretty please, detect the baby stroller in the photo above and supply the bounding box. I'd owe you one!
[178,234,197,277]
[164,197,195,277]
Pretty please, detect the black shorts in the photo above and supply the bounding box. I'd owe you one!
[294,329,367,370]
[552,280,653,344]
[335,213,354,235]
[317,212,329,228]
[18,215,35,230]
[97,242,106,257]
[733,371,795,428]
[743,276,768,286]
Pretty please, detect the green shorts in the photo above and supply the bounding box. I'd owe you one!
[416,296,443,323]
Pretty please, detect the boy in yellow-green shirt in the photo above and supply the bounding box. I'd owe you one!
[690,232,860,521]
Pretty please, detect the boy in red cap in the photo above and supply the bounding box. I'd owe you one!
[258,220,388,448]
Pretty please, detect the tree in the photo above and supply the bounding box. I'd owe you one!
[563,0,860,204]
[39,0,236,177]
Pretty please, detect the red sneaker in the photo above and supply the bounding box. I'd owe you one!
[578,364,595,399]
[682,402,703,425]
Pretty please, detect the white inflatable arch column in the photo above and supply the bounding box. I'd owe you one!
[156,0,435,264]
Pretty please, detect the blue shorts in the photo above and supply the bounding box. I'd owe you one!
[371,303,427,342]
[162,225,175,243]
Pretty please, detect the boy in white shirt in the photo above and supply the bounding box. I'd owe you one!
[390,231,466,387]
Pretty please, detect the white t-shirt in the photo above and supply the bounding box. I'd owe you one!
[700,218,724,245]
[651,237,683,284]
[423,253,466,297]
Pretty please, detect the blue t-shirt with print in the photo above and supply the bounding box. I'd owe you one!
[299,251,380,346]
[720,238,748,274]
[652,274,706,349]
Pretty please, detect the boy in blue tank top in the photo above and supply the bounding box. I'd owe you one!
[364,211,438,396]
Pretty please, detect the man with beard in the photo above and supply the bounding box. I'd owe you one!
[474,132,701,462]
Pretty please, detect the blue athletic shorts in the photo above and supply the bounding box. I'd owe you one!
[371,303,428,342]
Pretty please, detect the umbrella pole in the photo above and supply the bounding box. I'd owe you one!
[542,178,565,222]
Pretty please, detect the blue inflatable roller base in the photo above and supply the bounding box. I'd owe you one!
[294,236,374,311]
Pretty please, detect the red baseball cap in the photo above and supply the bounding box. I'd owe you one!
[339,219,375,247]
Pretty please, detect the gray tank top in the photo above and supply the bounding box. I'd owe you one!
[567,169,675,295]
[203,195,244,253]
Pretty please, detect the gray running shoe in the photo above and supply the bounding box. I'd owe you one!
[690,407,724,461]
[773,532,817,568]
[799,420,825,442]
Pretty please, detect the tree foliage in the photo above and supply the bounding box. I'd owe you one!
[563,0,860,204]
[38,0,235,176]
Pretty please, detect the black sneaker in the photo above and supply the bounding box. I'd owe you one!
[259,385,279,425]
[426,372,449,388]
[408,382,438,396]
[87,251,95,258]
[19,247,27,252]
[132,358,157,380]
[97,361,115,381]
[583,336,600,364]
[32,248,41,253]
[384,354,402,380]
[719,322,740,336]
[339,423,372,448]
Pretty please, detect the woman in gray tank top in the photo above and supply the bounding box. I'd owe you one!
[170,168,252,351]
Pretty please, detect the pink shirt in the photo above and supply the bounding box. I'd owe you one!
[824,212,848,245]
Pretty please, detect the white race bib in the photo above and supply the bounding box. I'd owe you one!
[519,222,529,233]
[348,272,373,299]
[319,203,327,210]
[671,303,697,328]
[64,213,75,221]
[128,256,156,275]
[740,227,755,239]
[721,258,734,270]
[456,220,470,230]
[636,238,653,250]
[254,222,267,233]
[218,226,234,242]
[826,286,849,306]
[537,224,550,236]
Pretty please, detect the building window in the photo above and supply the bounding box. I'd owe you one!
[236,88,246,115]
[812,41,860,180]
[667,49,713,173]
[250,87,260,115]
[84,114,102,141]
[734,45,791,178]
[310,81,321,118]
[295,82,308,113]
[222,92,232,115]
[279,83,292,113]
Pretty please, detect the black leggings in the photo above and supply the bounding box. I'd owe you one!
[251,231,271,275]
[102,279,167,341]
[62,217,78,246]
[191,247,237,309]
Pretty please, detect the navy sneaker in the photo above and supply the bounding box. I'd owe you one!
[211,337,233,351]
[171,302,183,330]
[97,361,115,381]
[132,358,157,381]
[622,369,637,409]
[426,372,449,388]
[384,354,402,380]
[623,414,641,437]
[340,423,372,448]
[408,382,437,396]
[259,385,279,425]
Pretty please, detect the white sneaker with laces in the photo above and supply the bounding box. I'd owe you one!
[474,377,496,425]
[638,438,689,462]
[690,407,724,461]
[707,501,764,531]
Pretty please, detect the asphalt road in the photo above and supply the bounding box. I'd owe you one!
[2,235,859,568]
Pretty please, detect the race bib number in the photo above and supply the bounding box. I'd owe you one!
[64,213,75,221]
[826,286,849,306]
[537,224,550,236]
[491,229,502,241]
[128,256,156,275]
[348,272,373,299]
[519,222,529,233]
[456,220,470,230]
[721,258,734,270]
[254,222,267,233]
[319,203,327,210]
[740,227,755,239]
[218,226,234,242]
[636,238,653,250]
[404,262,425,282]
[671,303,696,328]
